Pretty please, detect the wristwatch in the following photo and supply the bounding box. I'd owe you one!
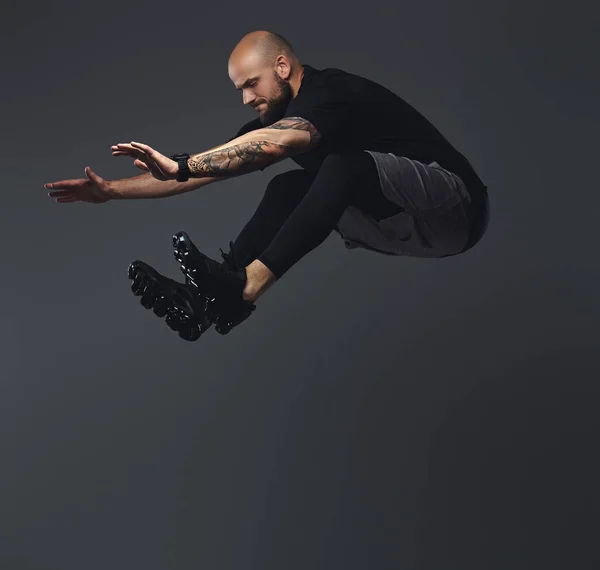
[169,153,191,182]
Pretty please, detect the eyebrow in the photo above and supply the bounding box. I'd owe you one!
[235,77,259,91]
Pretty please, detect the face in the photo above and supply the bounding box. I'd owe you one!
[231,64,294,126]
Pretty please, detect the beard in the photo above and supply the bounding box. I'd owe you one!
[258,72,294,126]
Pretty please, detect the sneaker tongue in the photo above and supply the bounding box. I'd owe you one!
[219,248,238,271]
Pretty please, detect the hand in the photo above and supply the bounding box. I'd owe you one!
[45,167,114,204]
[111,141,178,181]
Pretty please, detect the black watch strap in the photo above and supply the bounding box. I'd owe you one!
[169,153,191,182]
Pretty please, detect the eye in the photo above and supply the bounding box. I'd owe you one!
[237,80,258,92]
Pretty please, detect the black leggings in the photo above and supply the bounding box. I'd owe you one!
[229,150,404,279]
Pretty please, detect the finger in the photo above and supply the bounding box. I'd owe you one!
[85,166,103,184]
[130,141,157,156]
[115,143,141,154]
[116,142,164,178]
[55,196,79,203]
[44,180,78,189]
[116,143,146,160]
[130,141,150,151]
[112,151,139,158]
[48,190,75,197]
[116,143,140,151]
[113,150,144,162]
[131,142,172,178]
[134,159,149,170]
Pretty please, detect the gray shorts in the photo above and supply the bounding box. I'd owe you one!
[336,151,490,257]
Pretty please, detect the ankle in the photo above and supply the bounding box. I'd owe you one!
[243,260,276,303]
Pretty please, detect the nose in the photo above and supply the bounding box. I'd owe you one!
[243,92,257,106]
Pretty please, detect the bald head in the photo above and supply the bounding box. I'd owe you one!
[228,31,304,126]
[229,30,299,69]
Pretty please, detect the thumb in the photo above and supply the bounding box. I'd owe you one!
[85,166,102,182]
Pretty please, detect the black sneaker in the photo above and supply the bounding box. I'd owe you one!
[127,260,213,341]
[172,231,256,335]
[219,240,239,271]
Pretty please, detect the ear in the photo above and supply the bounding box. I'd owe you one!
[275,56,292,80]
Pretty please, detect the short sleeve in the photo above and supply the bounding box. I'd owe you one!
[281,78,352,147]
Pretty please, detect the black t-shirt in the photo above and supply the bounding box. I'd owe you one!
[229,64,487,194]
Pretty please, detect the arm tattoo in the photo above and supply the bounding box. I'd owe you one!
[186,117,321,178]
[265,116,323,149]
[188,140,286,177]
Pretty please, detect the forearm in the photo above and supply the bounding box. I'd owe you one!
[109,129,291,198]
[186,129,290,178]
[108,171,225,200]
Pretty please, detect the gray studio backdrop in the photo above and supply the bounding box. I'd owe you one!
[2,1,599,569]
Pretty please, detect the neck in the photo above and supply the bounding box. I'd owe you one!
[291,65,305,98]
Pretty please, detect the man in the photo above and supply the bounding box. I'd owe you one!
[44,30,490,341]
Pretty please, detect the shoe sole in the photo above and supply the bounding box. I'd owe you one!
[127,260,212,341]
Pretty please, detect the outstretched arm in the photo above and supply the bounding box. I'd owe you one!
[187,116,323,178]
[110,117,324,188]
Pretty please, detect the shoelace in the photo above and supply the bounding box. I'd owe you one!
[219,240,237,270]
